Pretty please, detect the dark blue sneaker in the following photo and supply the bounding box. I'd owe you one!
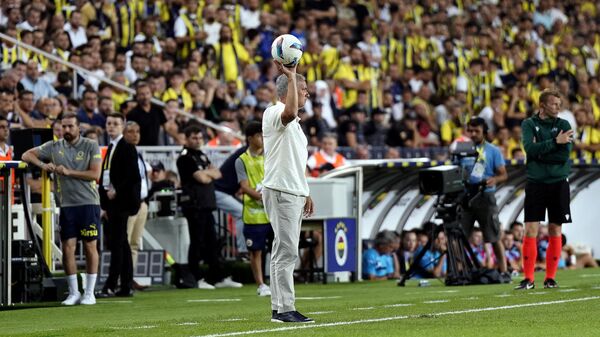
[271,310,279,322]
[272,311,314,323]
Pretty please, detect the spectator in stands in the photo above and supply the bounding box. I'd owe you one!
[363,230,396,281]
[364,108,389,147]
[63,11,87,49]
[386,114,421,148]
[77,89,105,130]
[207,122,242,147]
[306,133,348,177]
[0,116,10,160]
[338,104,367,148]
[127,82,179,146]
[20,60,58,102]
[303,102,329,146]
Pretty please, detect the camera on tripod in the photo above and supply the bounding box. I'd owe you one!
[398,140,485,286]
[418,140,477,196]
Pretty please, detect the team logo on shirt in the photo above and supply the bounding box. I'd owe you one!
[334,222,349,266]
[75,151,85,161]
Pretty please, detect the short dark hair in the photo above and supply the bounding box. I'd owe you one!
[245,121,262,138]
[0,115,8,123]
[184,125,203,138]
[107,113,125,121]
[468,117,487,131]
[60,112,80,125]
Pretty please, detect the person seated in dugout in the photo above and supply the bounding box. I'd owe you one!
[362,230,397,281]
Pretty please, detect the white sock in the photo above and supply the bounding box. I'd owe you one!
[67,274,79,295]
[85,274,97,295]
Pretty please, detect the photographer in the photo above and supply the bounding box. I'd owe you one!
[459,117,510,283]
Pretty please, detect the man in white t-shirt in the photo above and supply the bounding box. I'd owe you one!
[262,61,314,324]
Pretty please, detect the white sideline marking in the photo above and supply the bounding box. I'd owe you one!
[296,296,341,300]
[423,300,449,304]
[383,304,413,308]
[192,296,600,337]
[495,294,512,298]
[463,297,479,300]
[111,325,157,330]
[580,274,600,278]
[306,311,335,315]
[177,322,200,326]
[352,307,375,311]
[529,292,547,295]
[591,286,600,290]
[97,300,133,304]
[219,319,248,322]
[558,289,579,293]
[188,299,241,303]
[435,290,459,293]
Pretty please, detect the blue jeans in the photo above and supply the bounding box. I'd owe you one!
[215,190,247,254]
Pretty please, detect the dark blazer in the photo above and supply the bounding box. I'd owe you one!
[100,137,141,215]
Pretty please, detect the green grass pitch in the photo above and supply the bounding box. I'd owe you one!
[2,268,600,336]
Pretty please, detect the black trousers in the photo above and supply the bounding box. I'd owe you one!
[104,210,133,292]
[183,208,224,284]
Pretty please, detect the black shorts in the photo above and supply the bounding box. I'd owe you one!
[460,192,501,243]
[243,224,273,251]
[59,205,101,241]
[524,180,572,224]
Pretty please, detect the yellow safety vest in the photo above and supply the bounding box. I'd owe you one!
[239,150,269,225]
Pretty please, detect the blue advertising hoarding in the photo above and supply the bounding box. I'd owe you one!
[324,218,357,273]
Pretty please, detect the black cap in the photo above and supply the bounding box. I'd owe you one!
[151,161,165,171]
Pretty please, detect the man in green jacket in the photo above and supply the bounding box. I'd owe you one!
[516,89,573,290]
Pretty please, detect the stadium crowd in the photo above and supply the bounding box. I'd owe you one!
[1,0,600,161]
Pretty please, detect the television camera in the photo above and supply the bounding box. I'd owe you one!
[398,140,486,286]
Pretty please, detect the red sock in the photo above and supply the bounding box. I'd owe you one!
[522,237,537,281]
[545,235,562,280]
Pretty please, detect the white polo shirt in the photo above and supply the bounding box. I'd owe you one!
[262,101,309,196]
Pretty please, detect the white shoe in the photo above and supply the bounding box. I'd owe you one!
[215,276,243,288]
[197,279,216,290]
[257,284,271,296]
[61,292,81,306]
[80,293,96,305]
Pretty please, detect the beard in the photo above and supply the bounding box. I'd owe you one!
[63,132,74,142]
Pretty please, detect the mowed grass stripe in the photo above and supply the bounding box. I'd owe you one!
[193,296,600,337]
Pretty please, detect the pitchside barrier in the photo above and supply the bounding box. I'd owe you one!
[3,153,600,294]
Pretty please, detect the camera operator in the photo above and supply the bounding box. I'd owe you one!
[459,117,510,283]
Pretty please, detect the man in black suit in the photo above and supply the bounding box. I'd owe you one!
[99,113,141,297]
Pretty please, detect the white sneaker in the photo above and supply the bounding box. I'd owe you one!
[257,284,271,296]
[80,293,96,305]
[215,276,243,288]
[197,279,216,290]
[61,292,81,306]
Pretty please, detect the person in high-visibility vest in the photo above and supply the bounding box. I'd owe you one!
[0,116,14,203]
[234,121,272,297]
[306,133,348,177]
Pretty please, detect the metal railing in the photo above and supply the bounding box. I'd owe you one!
[0,32,243,140]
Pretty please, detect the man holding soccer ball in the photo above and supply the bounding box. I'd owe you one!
[262,51,315,323]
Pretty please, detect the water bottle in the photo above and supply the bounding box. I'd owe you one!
[418,280,430,287]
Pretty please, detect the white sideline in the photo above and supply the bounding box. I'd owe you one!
[192,296,600,337]
[188,299,242,302]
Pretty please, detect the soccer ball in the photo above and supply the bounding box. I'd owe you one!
[271,34,304,68]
